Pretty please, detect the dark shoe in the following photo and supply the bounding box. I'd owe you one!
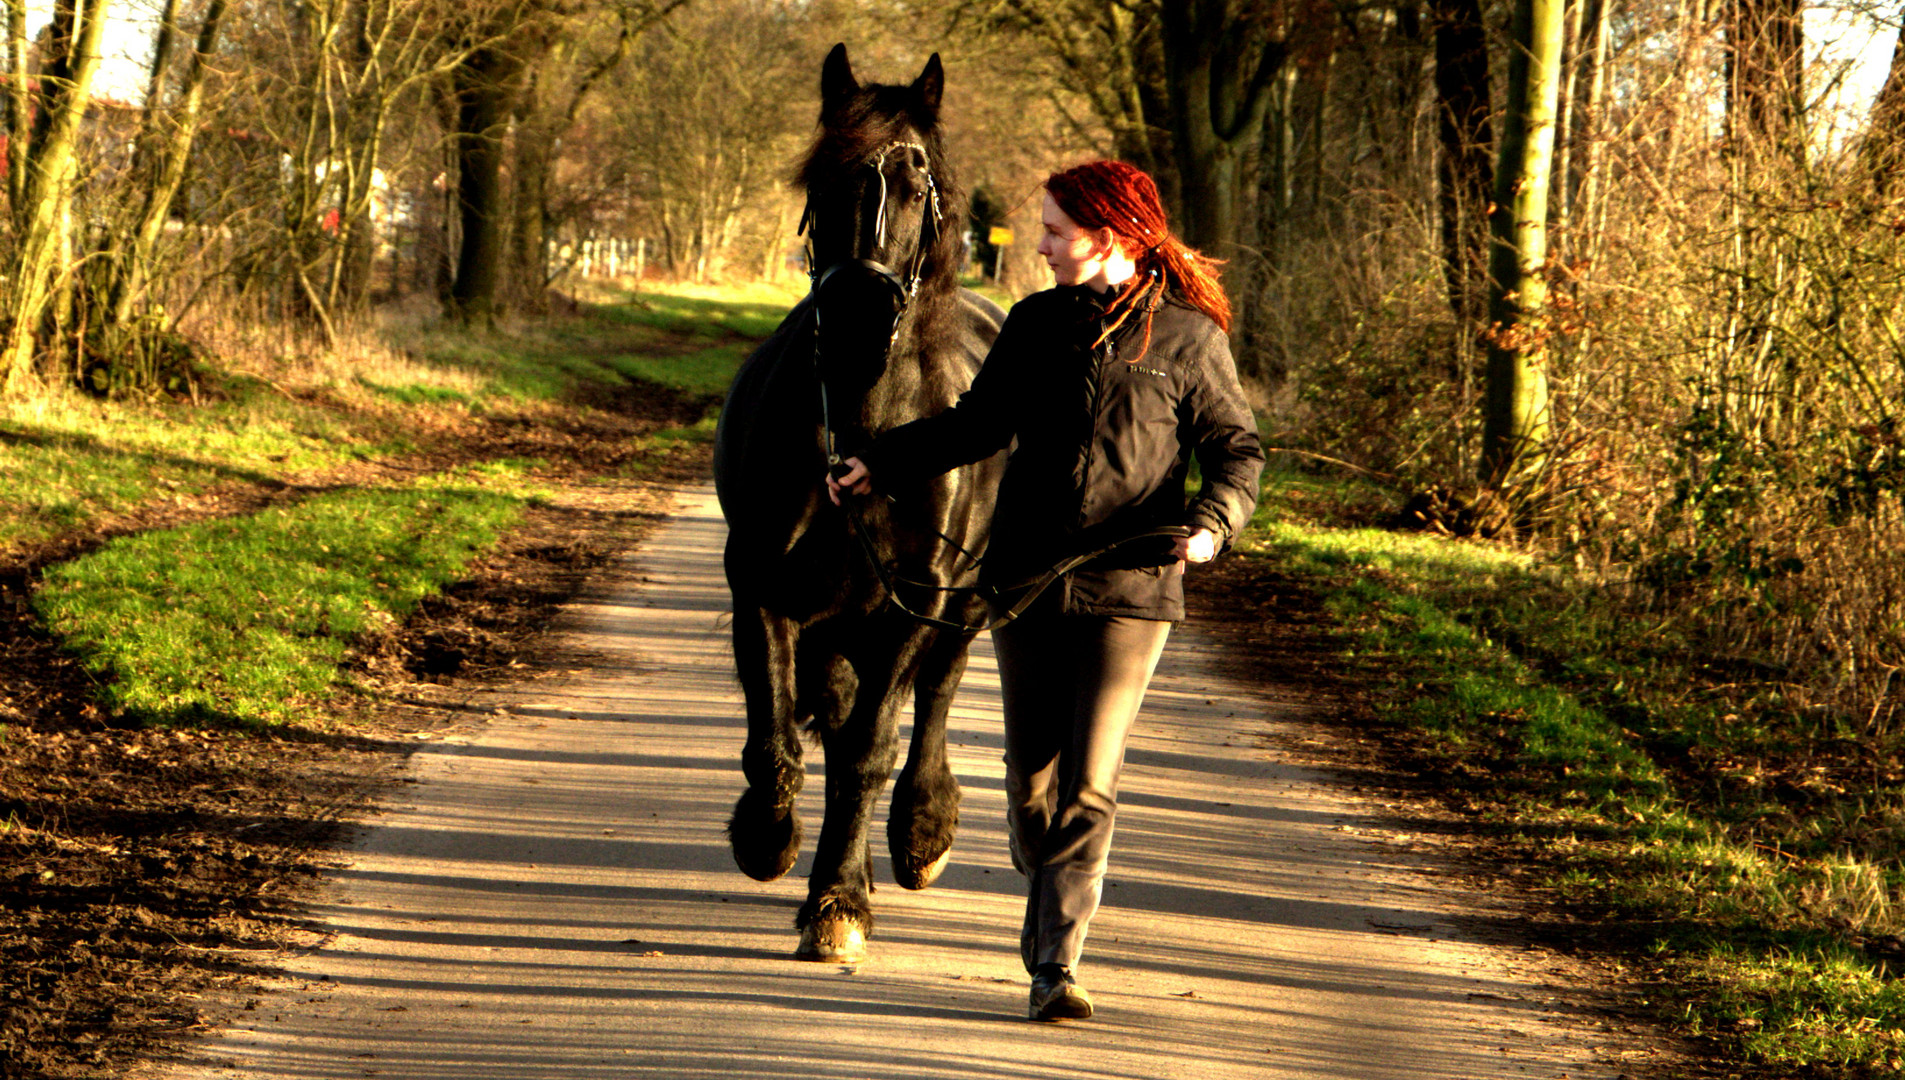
[1028,963,1093,1021]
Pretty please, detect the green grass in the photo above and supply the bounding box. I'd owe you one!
[9,281,793,732]
[597,281,797,339]
[1240,462,1905,1076]
[393,283,796,402]
[0,282,796,556]
[604,341,755,397]
[0,396,376,550]
[33,463,538,727]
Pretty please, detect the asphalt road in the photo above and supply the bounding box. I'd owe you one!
[153,485,1618,1080]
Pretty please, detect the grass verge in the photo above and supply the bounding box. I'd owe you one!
[0,280,797,557]
[1236,466,1905,1077]
[33,463,540,727]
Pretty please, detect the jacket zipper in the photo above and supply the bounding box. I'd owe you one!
[1075,328,1113,527]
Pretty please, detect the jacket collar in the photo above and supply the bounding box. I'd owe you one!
[1059,276,1157,313]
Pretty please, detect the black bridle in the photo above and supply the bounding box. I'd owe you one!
[804,141,1190,633]
[801,139,942,341]
[803,139,942,474]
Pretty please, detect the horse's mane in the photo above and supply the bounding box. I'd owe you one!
[793,83,967,350]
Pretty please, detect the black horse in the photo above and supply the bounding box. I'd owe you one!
[712,45,1006,962]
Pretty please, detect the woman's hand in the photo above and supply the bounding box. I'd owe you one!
[1173,528,1218,565]
[825,457,874,505]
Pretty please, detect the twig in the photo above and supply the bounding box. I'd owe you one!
[1263,446,1398,482]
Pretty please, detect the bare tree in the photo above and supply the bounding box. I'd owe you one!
[1726,0,1805,157]
[1,0,110,393]
[99,0,232,334]
[1864,7,1905,194]
[608,0,810,282]
[1431,0,1494,334]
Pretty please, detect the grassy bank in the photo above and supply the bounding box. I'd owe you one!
[33,464,537,727]
[1237,467,1905,1077]
[5,283,798,729]
[0,281,798,558]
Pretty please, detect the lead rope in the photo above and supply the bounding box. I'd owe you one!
[814,307,840,470]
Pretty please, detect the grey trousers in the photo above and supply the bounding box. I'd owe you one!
[991,609,1171,973]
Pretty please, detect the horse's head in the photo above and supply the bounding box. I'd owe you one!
[797,44,958,392]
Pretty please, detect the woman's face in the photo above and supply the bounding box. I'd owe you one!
[1037,193,1116,287]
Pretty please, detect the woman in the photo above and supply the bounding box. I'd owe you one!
[826,160,1263,1021]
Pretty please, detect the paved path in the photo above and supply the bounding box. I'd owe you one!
[158,486,1615,1080]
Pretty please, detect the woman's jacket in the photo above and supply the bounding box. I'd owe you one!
[857,281,1264,622]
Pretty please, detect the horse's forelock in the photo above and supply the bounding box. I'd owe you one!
[795,92,939,187]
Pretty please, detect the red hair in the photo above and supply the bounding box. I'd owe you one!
[1044,160,1231,361]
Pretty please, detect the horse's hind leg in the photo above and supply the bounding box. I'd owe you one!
[727,604,804,882]
[888,630,969,890]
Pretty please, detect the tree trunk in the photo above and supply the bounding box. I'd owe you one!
[1,0,109,394]
[1551,0,1584,236]
[1160,1,1287,388]
[3,0,27,223]
[1481,0,1564,487]
[1864,11,1905,194]
[1308,49,1333,212]
[1431,0,1495,332]
[1574,0,1612,254]
[1726,0,1805,160]
[1160,1,1285,259]
[108,0,228,329]
[1260,61,1297,267]
[511,126,552,311]
[449,44,524,323]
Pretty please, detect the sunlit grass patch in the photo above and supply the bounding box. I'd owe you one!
[1682,944,1905,1071]
[0,395,366,551]
[33,464,536,727]
[594,279,802,340]
[395,285,792,401]
[605,341,753,397]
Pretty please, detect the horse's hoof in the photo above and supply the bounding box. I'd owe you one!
[892,845,953,891]
[729,791,802,882]
[794,918,868,963]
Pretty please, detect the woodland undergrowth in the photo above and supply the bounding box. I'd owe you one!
[1261,147,1905,1075]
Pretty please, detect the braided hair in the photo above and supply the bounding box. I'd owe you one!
[1044,160,1231,361]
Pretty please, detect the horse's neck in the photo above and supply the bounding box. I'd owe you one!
[855,335,927,429]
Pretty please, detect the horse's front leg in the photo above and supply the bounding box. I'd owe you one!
[726,602,805,883]
[796,633,916,962]
[888,627,970,890]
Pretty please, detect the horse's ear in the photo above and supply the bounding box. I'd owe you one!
[912,53,944,118]
[822,43,858,111]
